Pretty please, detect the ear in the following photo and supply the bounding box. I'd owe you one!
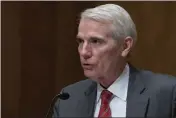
[121,36,134,58]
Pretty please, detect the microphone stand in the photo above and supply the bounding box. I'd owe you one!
[45,92,69,118]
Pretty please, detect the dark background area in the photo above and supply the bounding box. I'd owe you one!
[2,1,176,118]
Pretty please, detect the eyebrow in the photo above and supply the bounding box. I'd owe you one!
[89,36,105,41]
[76,35,105,41]
[76,35,82,39]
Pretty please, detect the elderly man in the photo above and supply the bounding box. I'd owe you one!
[52,4,176,118]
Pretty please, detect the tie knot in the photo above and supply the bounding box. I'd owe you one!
[100,90,113,104]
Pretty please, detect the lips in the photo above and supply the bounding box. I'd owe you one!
[82,63,93,70]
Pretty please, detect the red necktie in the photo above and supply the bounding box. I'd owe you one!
[98,90,113,118]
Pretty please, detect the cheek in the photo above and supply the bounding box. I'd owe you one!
[101,47,118,60]
[92,44,119,67]
[78,47,81,54]
[95,50,111,68]
[97,48,119,68]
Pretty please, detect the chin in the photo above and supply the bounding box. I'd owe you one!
[84,70,98,80]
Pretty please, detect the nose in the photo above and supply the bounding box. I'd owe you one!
[79,42,92,59]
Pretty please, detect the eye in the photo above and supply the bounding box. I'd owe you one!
[76,38,84,44]
[90,38,103,44]
[90,38,99,43]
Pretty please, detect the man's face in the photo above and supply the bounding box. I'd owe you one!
[77,18,123,80]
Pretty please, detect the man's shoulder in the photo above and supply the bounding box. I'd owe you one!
[139,69,176,80]
[62,79,96,93]
[138,68,176,87]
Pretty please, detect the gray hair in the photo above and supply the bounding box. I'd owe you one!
[80,4,137,43]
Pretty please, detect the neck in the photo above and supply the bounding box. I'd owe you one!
[98,62,127,88]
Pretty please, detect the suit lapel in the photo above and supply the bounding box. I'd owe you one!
[76,81,97,117]
[76,65,150,117]
[126,65,149,117]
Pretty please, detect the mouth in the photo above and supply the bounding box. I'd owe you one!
[82,63,93,70]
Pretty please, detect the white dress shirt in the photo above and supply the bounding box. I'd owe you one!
[94,64,130,117]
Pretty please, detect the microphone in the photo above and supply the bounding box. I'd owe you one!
[45,92,70,118]
[56,92,70,100]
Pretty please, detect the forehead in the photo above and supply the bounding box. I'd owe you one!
[77,18,112,39]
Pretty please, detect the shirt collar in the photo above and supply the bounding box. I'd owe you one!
[96,64,130,102]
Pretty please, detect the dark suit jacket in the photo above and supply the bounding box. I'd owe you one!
[53,65,176,118]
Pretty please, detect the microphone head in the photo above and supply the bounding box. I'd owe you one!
[58,92,70,100]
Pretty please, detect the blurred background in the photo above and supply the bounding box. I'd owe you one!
[2,1,176,118]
